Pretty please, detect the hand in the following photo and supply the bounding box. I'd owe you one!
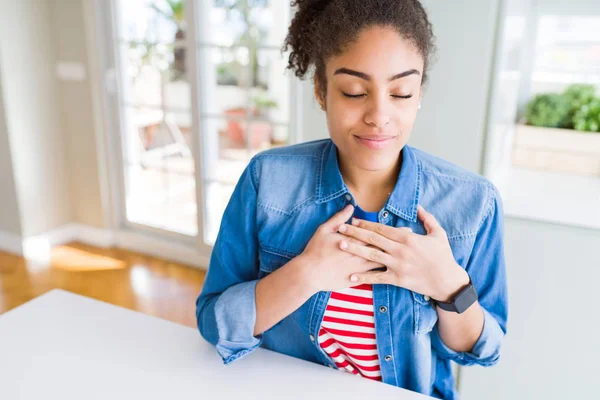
[298,204,387,294]
[337,205,469,302]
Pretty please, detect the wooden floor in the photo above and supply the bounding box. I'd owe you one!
[0,242,206,328]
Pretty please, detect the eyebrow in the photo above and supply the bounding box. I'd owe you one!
[333,68,421,81]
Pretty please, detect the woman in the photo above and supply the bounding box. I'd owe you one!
[196,1,508,399]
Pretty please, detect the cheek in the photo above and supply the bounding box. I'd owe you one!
[326,101,363,133]
[393,106,419,131]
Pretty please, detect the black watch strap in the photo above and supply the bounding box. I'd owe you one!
[434,273,478,314]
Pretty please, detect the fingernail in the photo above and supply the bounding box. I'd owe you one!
[350,275,358,282]
[338,224,347,233]
[340,241,348,250]
[352,218,359,226]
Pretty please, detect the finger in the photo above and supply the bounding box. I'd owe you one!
[334,233,370,248]
[417,205,444,236]
[337,223,399,254]
[339,240,393,265]
[323,204,354,232]
[350,218,413,242]
[350,270,391,285]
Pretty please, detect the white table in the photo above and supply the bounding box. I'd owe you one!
[0,289,433,399]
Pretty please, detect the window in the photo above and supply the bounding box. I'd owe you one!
[110,1,296,248]
[483,3,600,230]
[531,16,600,94]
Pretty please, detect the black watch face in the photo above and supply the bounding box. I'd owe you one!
[454,285,478,314]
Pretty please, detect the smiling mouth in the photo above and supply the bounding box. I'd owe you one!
[354,135,395,141]
[354,135,396,149]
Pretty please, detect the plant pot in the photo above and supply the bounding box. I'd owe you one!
[512,124,600,176]
[223,108,272,149]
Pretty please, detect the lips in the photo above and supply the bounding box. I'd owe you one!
[354,135,396,149]
[355,135,395,141]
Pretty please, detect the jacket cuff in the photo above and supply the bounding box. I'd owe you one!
[214,280,263,364]
[432,307,505,367]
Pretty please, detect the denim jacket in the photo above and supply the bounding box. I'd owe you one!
[196,139,508,400]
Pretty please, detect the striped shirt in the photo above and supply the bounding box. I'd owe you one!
[318,283,382,381]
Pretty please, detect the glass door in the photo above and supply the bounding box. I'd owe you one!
[105,0,296,253]
[112,0,198,237]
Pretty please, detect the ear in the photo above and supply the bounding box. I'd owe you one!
[313,75,326,111]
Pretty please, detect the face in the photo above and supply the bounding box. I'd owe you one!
[315,25,424,172]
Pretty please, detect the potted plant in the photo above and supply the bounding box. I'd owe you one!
[251,95,278,119]
[216,0,277,150]
[223,96,278,149]
[513,84,600,177]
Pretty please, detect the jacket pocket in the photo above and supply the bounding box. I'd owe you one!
[257,246,296,277]
[412,291,439,334]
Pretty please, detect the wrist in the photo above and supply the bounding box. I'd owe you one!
[436,266,470,303]
[289,254,321,297]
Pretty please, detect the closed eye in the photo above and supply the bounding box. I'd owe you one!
[342,92,366,99]
[342,92,413,99]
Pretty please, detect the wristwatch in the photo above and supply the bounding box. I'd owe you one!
[433,273,478,314]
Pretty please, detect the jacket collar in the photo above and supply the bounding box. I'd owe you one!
[315,139,421,222]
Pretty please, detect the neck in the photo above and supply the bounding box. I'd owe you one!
[337,149,402,199]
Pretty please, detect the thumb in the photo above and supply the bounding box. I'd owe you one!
[417,205,443,236]
[324,204,355,232]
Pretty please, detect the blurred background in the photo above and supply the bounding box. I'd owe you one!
[0,1,598,399]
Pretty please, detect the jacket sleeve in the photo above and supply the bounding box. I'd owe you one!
[195,157,263,365]
[431,184,508,367]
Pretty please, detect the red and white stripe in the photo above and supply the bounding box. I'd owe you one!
[318,284,382,381]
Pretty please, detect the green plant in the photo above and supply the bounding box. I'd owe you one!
[573,98,600,132]
[523,84,598,130]
[217,61,244,85]
[562,84,596,128]
[151,0,185,27]
[252,95,278,115]
[524,94,571,128]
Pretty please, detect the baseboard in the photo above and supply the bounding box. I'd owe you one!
[0,230,24,256]
[21,224,79,262]
[14,223,209,270]
[72,224,116,248]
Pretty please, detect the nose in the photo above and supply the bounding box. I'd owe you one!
[364,94,391,129]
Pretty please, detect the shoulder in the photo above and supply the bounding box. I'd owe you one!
[255,139,329,160]
[244,139,327,183]
[247,140,328,211]
[410,146,501,239]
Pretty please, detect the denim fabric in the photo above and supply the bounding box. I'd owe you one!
[196,139,508,400]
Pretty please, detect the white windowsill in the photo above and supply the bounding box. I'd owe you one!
[494,167,600,231]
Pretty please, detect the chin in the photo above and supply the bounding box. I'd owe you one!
[332,134,404,171]
[349,151,400,172]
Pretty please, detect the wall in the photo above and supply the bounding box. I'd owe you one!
[0,0,72,237]
[51,0,106,229]
[410,0,501,173]
[0,71,22,237]
[461,219,600,399]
